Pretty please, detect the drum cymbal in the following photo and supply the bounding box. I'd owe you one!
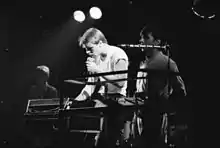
[64,76,148,86]
[64,77,146,86]
[64,79,128,85]
[64,79,97,85]
[78,68,180,78]
[64,68,178,86]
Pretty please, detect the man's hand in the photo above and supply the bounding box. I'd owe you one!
[75,93,87,101]
[86,61,101,73]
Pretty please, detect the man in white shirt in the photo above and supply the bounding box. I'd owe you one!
[75,27,131,148]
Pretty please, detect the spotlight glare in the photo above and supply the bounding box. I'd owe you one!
[89,7,102,20]
[73,10,85,23]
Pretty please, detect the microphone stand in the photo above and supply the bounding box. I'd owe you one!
[57,80,68,145]
[165,43,171,145]
[166,43,171,100]
[131,91,140,146]
[102,83,108,139]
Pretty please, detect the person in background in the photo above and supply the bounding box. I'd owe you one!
[28,65,58,148]
[136,23,187,148]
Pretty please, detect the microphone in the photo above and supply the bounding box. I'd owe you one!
[118,44,167,49]
[86,57,95,74]
[86,57,96,63]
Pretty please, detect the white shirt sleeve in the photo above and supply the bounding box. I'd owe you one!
[136,63,148,93]
[80,77,96,97]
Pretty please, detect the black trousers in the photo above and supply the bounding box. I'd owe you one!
[139,98,168,148]
[95,95,133,148]
[142,110,162,148]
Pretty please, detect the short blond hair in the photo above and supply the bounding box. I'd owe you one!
[78,28,108,48]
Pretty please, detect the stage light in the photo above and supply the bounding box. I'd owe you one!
[191,0,216,19]
[89,7,102,20]
[73,10,85,23]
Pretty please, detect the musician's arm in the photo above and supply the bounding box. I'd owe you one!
[75,77,96,101]
[50,85,58,98]
[170,62,187,97]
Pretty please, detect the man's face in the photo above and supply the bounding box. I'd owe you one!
[139,33,155,46]
[84,42,103,58]
[35,72,48,85]
[139,33,161,54]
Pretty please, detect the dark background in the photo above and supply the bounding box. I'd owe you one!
[1,0,219,147]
